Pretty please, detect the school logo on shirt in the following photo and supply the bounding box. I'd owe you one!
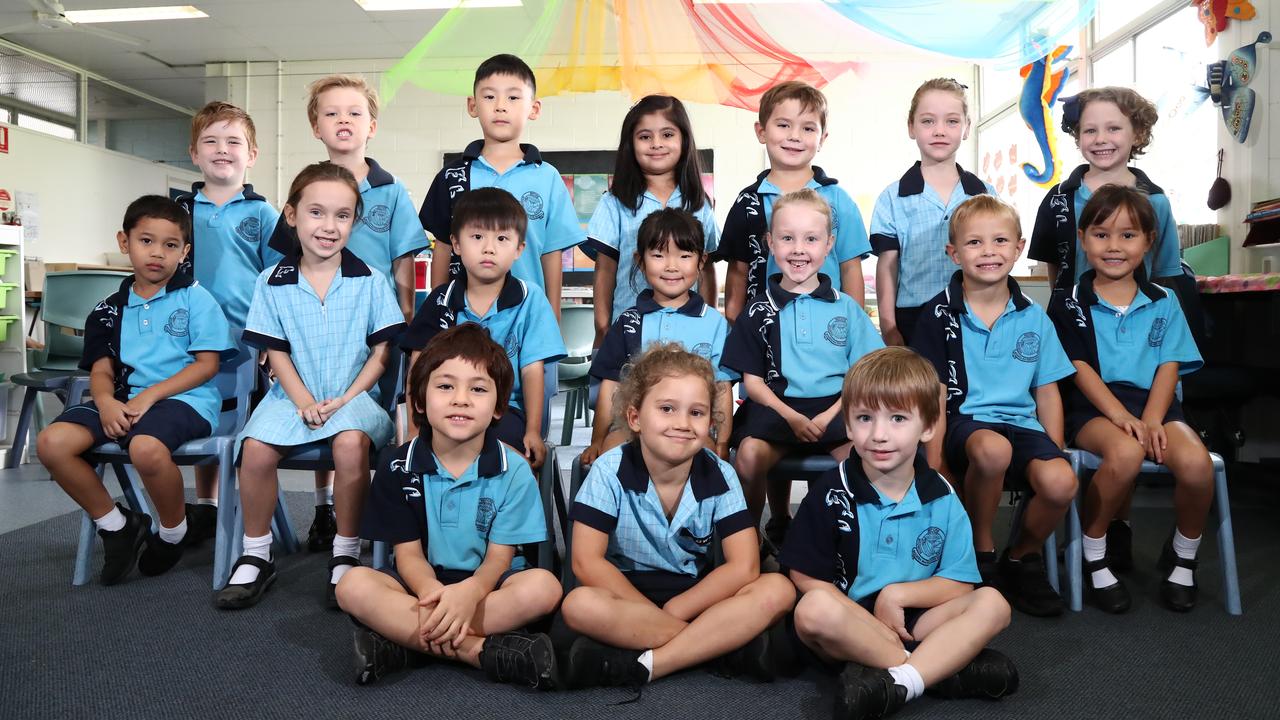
[164,309,190,337]
[912,526,945,566]
[363,204,392,233]
[1012,332,1040,363]
[1148,318,1168,347]
[504,335,520,358]
[824,316,848,347]
[691,342,713,359]
[235,217,260,242]
[678,526,713,546]
[475,497,496,534]
[520,191,545,221]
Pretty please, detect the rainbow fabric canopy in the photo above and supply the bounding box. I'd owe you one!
[382,0,1096,111]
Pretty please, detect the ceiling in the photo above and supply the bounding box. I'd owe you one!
[0,0,452,110]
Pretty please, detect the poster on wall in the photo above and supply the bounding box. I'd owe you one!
[15,191,38,246]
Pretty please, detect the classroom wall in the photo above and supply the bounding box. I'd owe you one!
[204,57,978,240]
[0,122,201,264]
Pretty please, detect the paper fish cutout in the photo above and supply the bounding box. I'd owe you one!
[1019,45,1072,188]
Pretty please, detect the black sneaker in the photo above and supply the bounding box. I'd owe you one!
[565,637,648,691]
[183,503,218,547]
[998,551,1065,617]
[835,664,907,720]
[353,623,412,686]
[927,648,1019,700]
[479,631,559,690]
[1106,519,1134,573]
[711,623,777,682]
[307,504,337,553]
[764,514,791,550]
[137,534,185,577]
[98,504,151,586]
[976,550,1000,589]
[1157,536,1199,613]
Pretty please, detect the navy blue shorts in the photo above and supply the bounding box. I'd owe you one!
[54,399,212,454]
[944,418,1068,492]
[624,570,700,607]
[788,590,928,671]
[894,305,925,346]
[731,395,848,451]
[1065,384,1186,444]
[380,564,528,591]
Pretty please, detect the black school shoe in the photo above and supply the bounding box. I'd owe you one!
[352,623,426,685]
[565,637,648,691]
[927,648,1019,700]
[998,551,1065,618]
[710,623,778,682]
[835,664,907,720]
[214,555,276,610]
[479,631,559,690]
[307,504,337,553]
[1157,537,1199,612]
[183,503,218,547]
[976,551,1000,589]
[1083,557,1131,614]
[98,503,151,586]
[326,555,361,610]
[1106,519,1135,573]
[137,534,185,577]
[764,514,791,551]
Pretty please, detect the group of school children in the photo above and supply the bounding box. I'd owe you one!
[36,51,1216,719]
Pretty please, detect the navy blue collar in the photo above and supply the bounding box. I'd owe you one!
[185,181,267,202]
[751,165,838,191]
[461,139,544,165]
[634,289,706,317]
[943,270,1031,314]
[1058,163,1164,196]
[896,161,987,198]
[765,273,838,308]
[442,272,526,313]
[364,157,395,188]
[116,270,195,297]
[267,248,372,285]
[1073,266,1165,307]
[408,425,507,478]
[840,453,950,505]
[617,441,729,502]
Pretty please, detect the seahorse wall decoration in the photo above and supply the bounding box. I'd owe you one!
[1019,45,1072,189]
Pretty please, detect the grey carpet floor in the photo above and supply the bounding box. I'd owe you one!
[3,491,1277,720]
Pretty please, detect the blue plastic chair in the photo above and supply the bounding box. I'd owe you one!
[73,348,300,588]
[9,271,132,469]
[557,305,594,446]
[1066,448,1240,615]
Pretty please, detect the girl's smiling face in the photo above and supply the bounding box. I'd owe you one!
[285,179,357,262]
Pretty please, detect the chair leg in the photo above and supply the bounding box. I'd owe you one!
[272,488,300,555]
[7,388,37,469]
[372,541,389,570]
[1064,498,1083,612]
[1043,529,1059,594]
[1211,454,1243,615]
[73,464,111,586]
[560,389,576,446]
[213,452,237,590]
[580,388,592,427]
[114,463,157,533]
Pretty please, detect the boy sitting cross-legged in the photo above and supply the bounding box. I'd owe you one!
[336,323,562,689]
[780,347,1017,720]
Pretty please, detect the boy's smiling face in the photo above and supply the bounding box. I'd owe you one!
[755,98,826,172]
[947,211,1025,285]
[767,201,833,288]
[421,356,502,445]
[189,119,257,187]
[468,73,540,144]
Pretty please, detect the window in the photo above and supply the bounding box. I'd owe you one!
[16,113,75,140]
[1090,46,1133,87]
[1095,0,1170,42]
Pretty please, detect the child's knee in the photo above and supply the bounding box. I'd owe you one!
[560,587,604,632]
[747,573,797,617]
[1031,459,1077,506]
[36,425,74,464]
[128,436,174,475]
[334,566,376,611]
[966,435,1012,474]
[513,569,563,615]
[1105,440,1146,479]
[1170,448,1214,489]
[793,587,844,641]
[971,586,1012,630]
[331,432,370,467]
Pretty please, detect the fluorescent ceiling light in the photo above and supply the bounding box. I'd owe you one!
[64,6,208,24]
[355,0,521,10]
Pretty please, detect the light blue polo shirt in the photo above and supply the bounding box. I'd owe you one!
[869,163,994,308]
[951,281,1075,432]
[80,274,236,429]
[362,428,547,573]
[1071,183,1181,284]
[175,183,282,329]
[584,190,720,321]
[721,274,883,399]
[1057,271,1203,388]
[590,290,736,383]
[349,157,429,280]
[570,442,755,578]
[423,141,585,290]
[400,273,566,411]
[779,455,981,602]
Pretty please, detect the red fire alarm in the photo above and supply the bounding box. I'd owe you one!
[0,126,8,154]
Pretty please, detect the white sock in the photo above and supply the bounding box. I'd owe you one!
[94,507,126,533]
[229,533,272,585]
[637,650,654,682]
[330,535,361,584]
[315,485,334,506]
[1083,533,1117,587]
[1168,530,1201,586]
[888,663,924,702]
[158,518,187,545]
[196,497,217,507]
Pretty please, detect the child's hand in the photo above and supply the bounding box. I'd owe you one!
[419,579,484,648]
[316,396,348,424]
[98,398,133,439]
[522,431,546,470]
[786,410,823,443]
[1143,419,1168,464]
[882,325,905,347]
[1108,411,1148,450]
[873,587,914,643]
[298,402,327,430]
[581,442,603,466]
[122,392,156,424]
